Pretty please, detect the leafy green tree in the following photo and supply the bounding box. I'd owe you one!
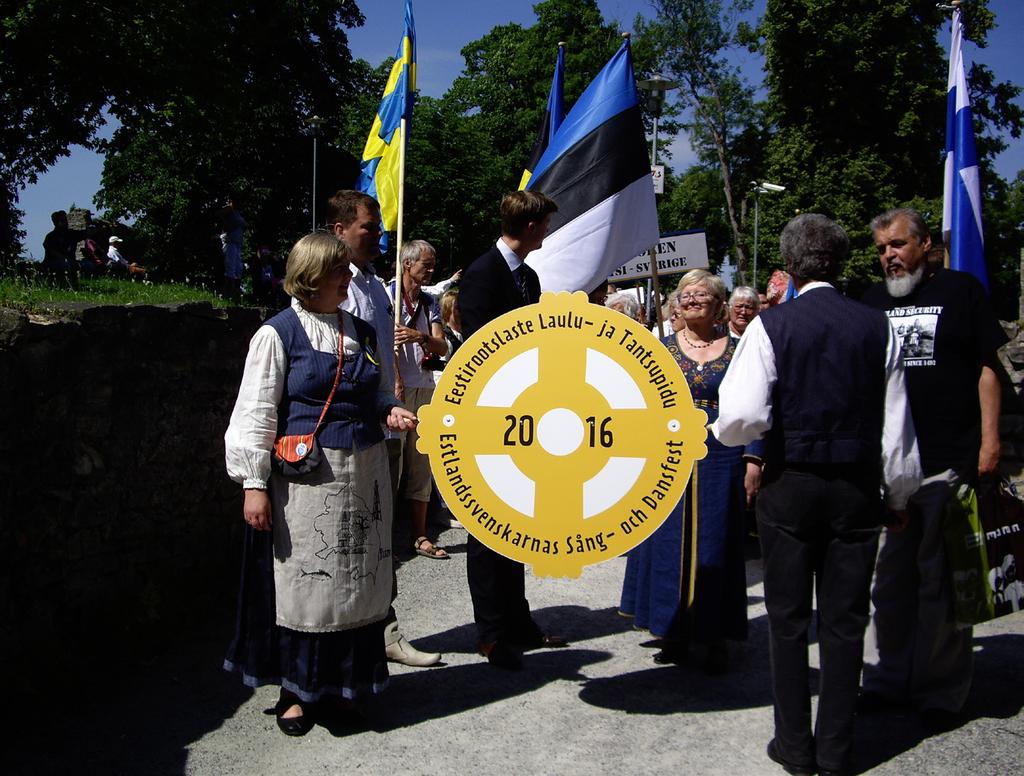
[351,0,630,271]
[657,166,735,271]
[1,0,118,263]
[984,169,1024,320]
[402,96,511,274]
[756,0,1021,295]
[633,0,763,279]
[97,1,366,278]
[2,1,366,274]
[445,0,624,203]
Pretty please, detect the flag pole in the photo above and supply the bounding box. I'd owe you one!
[940,0,961,270]
[630,31,666,335]
[391,116,409,403]
[394,115,408,325]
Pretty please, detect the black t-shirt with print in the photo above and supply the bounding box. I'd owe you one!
[863,268,1007,476]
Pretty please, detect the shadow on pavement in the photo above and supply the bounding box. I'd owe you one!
[578,611,777,715]
[849,632,1024,774]
[408,604,637,657]
[365,648,613,732]
[578,662,778,715]
[6,621,251,776]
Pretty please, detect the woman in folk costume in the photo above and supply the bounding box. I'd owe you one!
[224,233,416,735]
[620,269,763,673]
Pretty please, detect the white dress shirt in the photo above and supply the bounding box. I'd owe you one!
[495,237,524,272]
[341,262,396,390]
[711,282,922,509]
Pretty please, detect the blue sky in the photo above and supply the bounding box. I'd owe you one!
[17,0,1023,259]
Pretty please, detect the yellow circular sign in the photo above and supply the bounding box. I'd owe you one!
[416,291,707,578]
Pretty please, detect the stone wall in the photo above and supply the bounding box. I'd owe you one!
[0,302,265,690]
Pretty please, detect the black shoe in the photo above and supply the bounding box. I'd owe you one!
[652,641,688,665]
[766,739,816,775]
[274,698,314,737]
[480,640,523,670]
[921,707,961,733]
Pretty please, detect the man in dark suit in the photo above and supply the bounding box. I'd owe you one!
[712,214,921,775]
[457,190,567,670]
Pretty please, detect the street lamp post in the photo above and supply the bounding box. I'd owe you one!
[307,115,324,231]
[637,75,679,167]
[751,181,785,288]
[637,74,679,330]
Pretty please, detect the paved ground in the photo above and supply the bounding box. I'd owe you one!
[6,521,1024,776]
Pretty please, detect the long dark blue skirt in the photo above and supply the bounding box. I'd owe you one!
[619,432,748,644]
[223,525,389,703]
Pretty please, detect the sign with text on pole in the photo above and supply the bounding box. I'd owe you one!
[416,292,708,578]
[608,229,709,283]
[651,164,665,195]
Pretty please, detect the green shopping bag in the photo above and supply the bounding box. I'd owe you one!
[943,483,995,628]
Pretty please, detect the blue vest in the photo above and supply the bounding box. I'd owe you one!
[759,287,889,466]
[267,307,386,451]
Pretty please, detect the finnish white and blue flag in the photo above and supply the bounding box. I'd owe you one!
[942,7,988,290]
[525,38,659,293]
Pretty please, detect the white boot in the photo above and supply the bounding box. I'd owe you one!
[385,635,441,667]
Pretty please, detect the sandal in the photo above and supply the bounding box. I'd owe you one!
[414,536,449,560]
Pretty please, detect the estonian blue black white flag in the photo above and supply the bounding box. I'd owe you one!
[525,39,659,293]
[942,7,988,290]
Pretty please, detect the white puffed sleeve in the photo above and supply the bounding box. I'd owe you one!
[224,325,287,489]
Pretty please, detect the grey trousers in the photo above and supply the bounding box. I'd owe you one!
[862,471,974,713]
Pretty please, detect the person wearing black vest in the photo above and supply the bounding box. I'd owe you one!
[713,214,921,776]
[457,190,568,670]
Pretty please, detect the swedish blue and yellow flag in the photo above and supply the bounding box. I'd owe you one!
[355,0,416,241]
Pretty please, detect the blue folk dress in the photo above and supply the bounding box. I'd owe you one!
[224,306,397,702]
[619,334,750,646]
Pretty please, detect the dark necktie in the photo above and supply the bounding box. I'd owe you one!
[514,265,530,303]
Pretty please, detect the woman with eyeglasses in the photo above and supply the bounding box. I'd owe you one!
[727,286,761,338]
[224,233,418,736]
[620,269,762,674]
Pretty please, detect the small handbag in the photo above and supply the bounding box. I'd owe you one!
[271,316,345,478]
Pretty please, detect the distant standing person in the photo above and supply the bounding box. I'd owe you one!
[221,197,247,296]
[727,286,761,338]
[41,210,83,285]
[388,239,450,560]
